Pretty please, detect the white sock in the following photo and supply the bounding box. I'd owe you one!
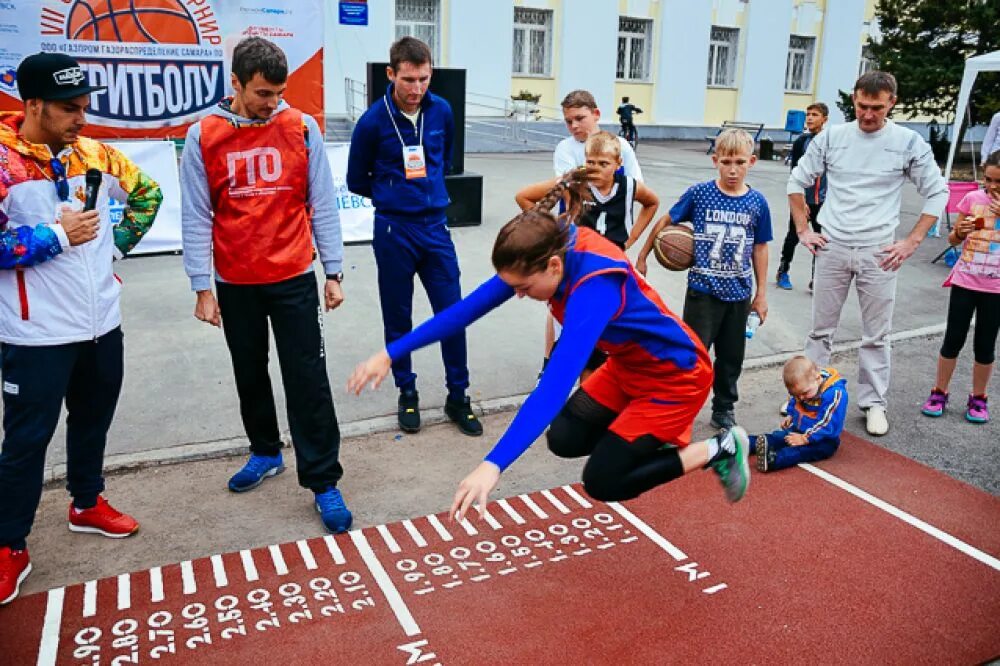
[706,437,720,460]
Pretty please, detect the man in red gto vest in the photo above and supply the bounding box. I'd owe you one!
[180,37,352,533]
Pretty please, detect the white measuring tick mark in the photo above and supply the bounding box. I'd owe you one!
[561,485,593,509]
[496,498,526,525]
[523,561,543,569]
[470,574,490,582]
[541,489,571,515]
[426,514,453,542]
[442,581,463,589]
[180,560,197,595]
[117,573,130,611]
[498,567,517,575]
[414,587,435,596]
[269,544,289,576]
[597,542,616,550]
[620,536,638,544]
[297,540,318,571]
[573,548,593,556]
[549,555,568,562]
[377,524,402,553]
[324,535,347,565]
[474,505,503,530]
[240,549,259,582]
[149,566,164,603]
[703,583,728,595]
[211,554,229,587]
[402,519,428,548]
[82,580,97,618]
[458,517,479,536]
[518,494,548,519]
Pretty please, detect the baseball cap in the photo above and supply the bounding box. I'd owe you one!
[16,52,106,101]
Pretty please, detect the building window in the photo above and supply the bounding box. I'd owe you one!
[859,44,877,77]
[707,26,739,87]
[512,8,552,77]
[785,35,816,92]
[395,0,440,61]
[616,17,653,82]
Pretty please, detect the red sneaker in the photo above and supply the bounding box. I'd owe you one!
[0,546,31,605]
[68,496,139,538]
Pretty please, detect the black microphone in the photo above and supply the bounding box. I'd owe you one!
[83,168,102,211]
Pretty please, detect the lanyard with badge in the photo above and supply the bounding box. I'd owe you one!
[384,95,427,180]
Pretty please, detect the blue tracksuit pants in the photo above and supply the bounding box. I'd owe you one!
[372,213,469,397]
[749,429,840,471]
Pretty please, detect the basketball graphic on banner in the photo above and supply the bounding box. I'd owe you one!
[66,0,200,43]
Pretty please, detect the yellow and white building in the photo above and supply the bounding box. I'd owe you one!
[325,0,880,126]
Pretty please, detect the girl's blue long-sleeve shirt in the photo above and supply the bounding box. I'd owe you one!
[386,273,623,471]
[783,368,848,442]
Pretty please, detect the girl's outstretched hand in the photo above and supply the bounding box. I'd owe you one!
[347,350,392,395]
[449,462,502,523]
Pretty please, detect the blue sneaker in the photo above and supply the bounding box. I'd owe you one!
[315,487,353,533]
[776,272,793,290]
[228,453,285,493]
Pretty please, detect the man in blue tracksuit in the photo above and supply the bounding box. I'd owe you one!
[347,36,481,437]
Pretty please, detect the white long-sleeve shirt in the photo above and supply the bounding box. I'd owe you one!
[787,120,948,246]
[981,111,1000,164]
[553,135,643,181]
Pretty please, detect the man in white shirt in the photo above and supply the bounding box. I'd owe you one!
[553,89,642,180]
[788,71,948,436]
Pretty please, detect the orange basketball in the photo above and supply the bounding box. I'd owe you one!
[66,0,200,44]
[653,224,695,271]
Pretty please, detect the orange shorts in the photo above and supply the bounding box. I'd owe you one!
[580,355,712,446]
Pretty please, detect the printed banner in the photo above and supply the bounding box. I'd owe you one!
[325,142,374,244]
[106,140,182,255]
[0,1,324,139]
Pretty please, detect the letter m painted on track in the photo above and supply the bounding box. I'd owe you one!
[397,639,440,665]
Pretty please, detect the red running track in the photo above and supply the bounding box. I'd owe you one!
[1,434,998,664]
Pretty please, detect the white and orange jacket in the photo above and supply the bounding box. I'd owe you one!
[0,112,161,345]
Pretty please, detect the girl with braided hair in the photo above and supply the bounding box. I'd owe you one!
[348,172,751,521]
[517,133,660,379]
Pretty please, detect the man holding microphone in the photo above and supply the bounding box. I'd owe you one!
[0,53,162,605]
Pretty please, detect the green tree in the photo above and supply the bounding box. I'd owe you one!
[870,0,1000,128]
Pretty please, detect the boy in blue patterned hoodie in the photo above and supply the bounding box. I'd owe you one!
[752,355,848,472]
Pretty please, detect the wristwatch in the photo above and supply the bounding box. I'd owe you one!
[326,272,344,283]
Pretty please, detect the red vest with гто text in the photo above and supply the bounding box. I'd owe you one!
[199,108,313,284]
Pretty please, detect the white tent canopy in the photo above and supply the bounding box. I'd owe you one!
[944,49,1000,181]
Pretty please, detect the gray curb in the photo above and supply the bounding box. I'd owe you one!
[42,323,947,485]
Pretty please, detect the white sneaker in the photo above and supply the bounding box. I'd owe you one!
[779,400,789,416]
[866,405,889,436]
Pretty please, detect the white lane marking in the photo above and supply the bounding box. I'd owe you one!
[350,530,421,637]
[426,514,454,542]
[496,499,526,525]
[116,574,130,611]
[475,505,503,530]
[519,494,548,519]
[608,502,687,561]
[458,517,479,536]
[211,554,228,587]
[561,485,593,509]
[149,567,164,603]
[541,489,571,515]
[269,545,289,576]
[324,535,346,565]
[703,583,728,594]
[801,463,1000,572]
[402,519,428,548]
[376,525,402,553]
[82,580,97,618]
[297,540,318,570]
[240,550,259,582]
[180,560,196,595]
[36,587,65,666]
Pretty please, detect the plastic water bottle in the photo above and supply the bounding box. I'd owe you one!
[745,311,762,339]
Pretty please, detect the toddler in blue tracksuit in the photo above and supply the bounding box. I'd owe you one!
[751,355,847,472]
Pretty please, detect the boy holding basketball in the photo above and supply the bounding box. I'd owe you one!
[637,129,772,430]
